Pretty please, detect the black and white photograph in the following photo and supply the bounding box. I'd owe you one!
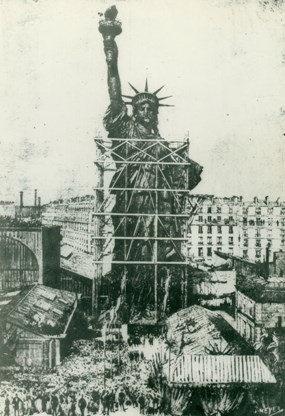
[0,0,285,415]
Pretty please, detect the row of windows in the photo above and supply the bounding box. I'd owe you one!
[198,216,236,223]
[197,225,234,234]
[203,206,234,214]
[195,236,234,245]
[243,218,285,226]
[242,249,262,258]
[201,205,285,216]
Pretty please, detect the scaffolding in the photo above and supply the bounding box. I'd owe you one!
[92,136,202,320]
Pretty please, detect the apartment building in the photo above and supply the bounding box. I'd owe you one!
[188,195,285,263]
[42,195,95,254]
[236,276,285,346]
[188,195,242,261]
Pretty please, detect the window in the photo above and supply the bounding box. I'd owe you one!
[217,206,221,214]
[217,226,222,234]
[243,250,248,258]
[244,238,248,246]
[243,217,247,225]
[207,216,212,222]
[229,207,233,214]
[229,226,233,234]
[217,216,222,222]
[229,215,234,222]
[207,207,212,213]
[198,247,203,257]
[256,250,261,258]
[217,236,222,245]
[229,237,234,245]
[207,247,212,257]
[207,226,212,234]
[198,236,203,245]
[198,226,203,234]
[268,218,273,226]
[198,215,203,222]
[207,237,212,245]
[255,240,261,247]
[268,207,273,214]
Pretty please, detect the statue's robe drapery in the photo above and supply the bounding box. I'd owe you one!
[103,103,202,321]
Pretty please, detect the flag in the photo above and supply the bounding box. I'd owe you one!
[102,322,108,346]
[163,269,171,314]
[120,270,127,293]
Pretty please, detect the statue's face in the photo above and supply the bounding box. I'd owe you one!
[135,102,158,128]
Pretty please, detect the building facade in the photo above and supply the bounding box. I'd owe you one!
[0,201,16,218]
[236,277,285,346]
[42,195,95,254]
[188,195,285,263]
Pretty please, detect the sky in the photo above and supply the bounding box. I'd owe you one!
[0,0,285,205]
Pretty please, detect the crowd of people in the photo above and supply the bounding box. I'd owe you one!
[0,337,165,416]
[0,216,41,228]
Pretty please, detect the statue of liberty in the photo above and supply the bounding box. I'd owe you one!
[99,6,202,323]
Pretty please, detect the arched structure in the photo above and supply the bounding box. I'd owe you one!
[0,235,39,289]
[0,226,61,290]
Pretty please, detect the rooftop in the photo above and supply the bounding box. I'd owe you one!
[60,245,94,279]
[0,284,77,338]
[237,275,285,303]
[166,305,252,356]
[167,355,276,385]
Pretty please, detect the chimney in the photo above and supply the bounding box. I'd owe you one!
[253,196,258,204]
[20,191,24,208]
[264,196,269,205]
[34,189,37,207]
[38,197,41,207]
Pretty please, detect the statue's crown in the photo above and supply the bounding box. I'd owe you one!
[122,79,173,109]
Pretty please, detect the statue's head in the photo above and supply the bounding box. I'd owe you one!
[122,79,173,131]
[133,99,158,129]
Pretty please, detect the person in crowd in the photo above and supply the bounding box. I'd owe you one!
[51,394,59,416]
[138,392,146,415]
[101,390,109,415]
[78,394,87,416]
[69,399,76,416]
[108,390,116,413]
[12,394,22,416]
[4,395,10,416]
[118,389,126,412]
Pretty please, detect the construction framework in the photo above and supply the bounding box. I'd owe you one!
[92,136,202,320]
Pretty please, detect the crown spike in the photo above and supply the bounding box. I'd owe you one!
[128,82,139,94]
[123,101,133,106]
[158,95,173,101]
[159,103,175,107]
[153,85,165,95]
[145,78,148,92]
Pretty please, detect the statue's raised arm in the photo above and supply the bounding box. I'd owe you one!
[99,5,123,113]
